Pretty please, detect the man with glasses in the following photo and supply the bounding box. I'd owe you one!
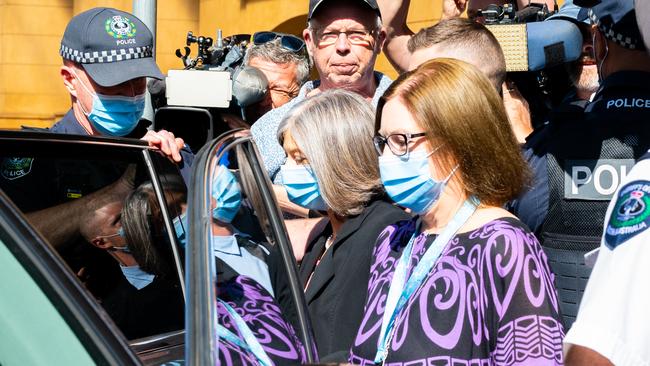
[251,0,389,191]
[242,32,311,122]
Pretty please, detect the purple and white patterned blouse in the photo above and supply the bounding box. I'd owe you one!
[349,217,564,365]
[217,275,308,365]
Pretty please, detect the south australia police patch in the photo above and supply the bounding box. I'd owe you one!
[1,157,34,180]
[605,180,650,249]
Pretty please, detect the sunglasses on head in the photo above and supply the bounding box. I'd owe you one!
[252,31,305,53]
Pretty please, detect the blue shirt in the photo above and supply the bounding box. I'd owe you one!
[250,72,393,184]
[213,234,274,296]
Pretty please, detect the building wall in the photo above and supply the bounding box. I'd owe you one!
[0,0,441,129]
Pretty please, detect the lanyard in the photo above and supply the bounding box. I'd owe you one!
[374,198,479,365]
[217,299,273,366]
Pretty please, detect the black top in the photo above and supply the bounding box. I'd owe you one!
[297,199,410,361]
[102,274,184,340]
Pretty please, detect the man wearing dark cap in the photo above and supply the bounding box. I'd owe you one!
[509,0,650,336]
[251,0,389,189]
[57,7,186,164]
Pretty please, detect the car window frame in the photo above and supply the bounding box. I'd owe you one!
[186,131,317,364]
[0,131,190,363]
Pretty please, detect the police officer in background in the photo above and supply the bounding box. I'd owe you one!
[564,2,650,363]
[509,0,650,330]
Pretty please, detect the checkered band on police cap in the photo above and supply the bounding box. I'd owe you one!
[589,9,642,50]
[59,44,153,64]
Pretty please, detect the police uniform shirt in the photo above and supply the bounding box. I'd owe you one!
[564,152,650,366]
[50,109,194,183]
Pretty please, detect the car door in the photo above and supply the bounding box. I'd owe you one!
[185,130,318,365]
[0,131,189,365]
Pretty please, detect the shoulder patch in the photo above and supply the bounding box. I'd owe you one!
[605,180,650,249]
[1,157,34,180]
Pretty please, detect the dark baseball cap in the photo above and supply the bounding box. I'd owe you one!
[308,0,381,20]
[576,0,644,50]
[60,7,164,87]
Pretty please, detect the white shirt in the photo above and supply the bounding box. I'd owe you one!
[564,154,650,366]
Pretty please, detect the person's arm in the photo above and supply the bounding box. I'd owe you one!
[502,79,533,143]
[565,345,614,366]
[26,165,135,250]
[377,0,414,74]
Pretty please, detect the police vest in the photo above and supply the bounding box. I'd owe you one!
[535,71,650,329]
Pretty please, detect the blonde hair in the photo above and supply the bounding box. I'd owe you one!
[378,58,529,206]
[278,89,383,216]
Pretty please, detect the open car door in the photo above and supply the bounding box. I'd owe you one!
[185,130,317,365]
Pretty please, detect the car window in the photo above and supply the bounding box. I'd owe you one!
[185,132,317,364]
[0,137,186,343]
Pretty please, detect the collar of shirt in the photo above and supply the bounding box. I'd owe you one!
[296,71,393,108]
[213,234,242,256]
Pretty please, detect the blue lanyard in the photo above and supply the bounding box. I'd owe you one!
[217,299,273,366]
[373,198,479,365]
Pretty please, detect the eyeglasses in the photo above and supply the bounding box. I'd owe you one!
[373,132,428,156]
[315,29,377,47]
[252,31,305,52]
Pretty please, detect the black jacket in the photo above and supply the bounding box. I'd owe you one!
[298,199,410,361]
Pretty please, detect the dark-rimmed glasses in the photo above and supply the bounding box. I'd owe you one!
[253,31,305,53]
[373,132,428,156]
[314,29,378,47]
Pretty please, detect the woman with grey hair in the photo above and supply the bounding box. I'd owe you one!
[276,89,410,361]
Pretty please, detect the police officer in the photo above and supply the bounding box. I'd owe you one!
[16,8,194,247]
[57,7,186,164]
[510,0,650,330]
[0,8,193,300]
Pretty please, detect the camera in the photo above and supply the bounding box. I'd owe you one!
[481,2,584,128]
[151,30,269,153]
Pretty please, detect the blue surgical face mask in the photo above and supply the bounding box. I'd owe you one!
[280,164,328,211]
[74,70,145,136]
[379,150,457,215]
[212,166,242,223]
[120,265,155,290]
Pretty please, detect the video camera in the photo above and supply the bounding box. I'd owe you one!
[480,1,585,127]
[479,2,551,24]
[150,30,269,153]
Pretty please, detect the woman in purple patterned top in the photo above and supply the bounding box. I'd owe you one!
[349,59,564,365]
[216,274,309,365]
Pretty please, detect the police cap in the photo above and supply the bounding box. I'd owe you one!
[60,7,164,87]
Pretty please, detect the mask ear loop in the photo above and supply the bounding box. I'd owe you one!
[591,27,609,83]
[443,165,459,184]
[69,68,95,117]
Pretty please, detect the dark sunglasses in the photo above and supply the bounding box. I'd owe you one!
[252,31,305,53]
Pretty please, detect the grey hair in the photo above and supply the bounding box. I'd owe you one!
[277,89,383,217]
[121,177,187,277]
[244,37,311,85]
